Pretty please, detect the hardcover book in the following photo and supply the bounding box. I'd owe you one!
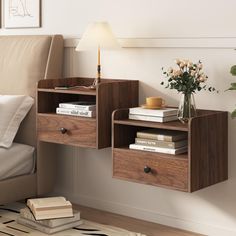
[59,101,96,111]
[129,143,188,155]
[129,114,177,123]
[56,107,96,118]
[129,107,178,117]
[17,217,83,234]
[136,129,187,142]
[135,138,188,149]
[27,197,73,220]
[20,207,80,228]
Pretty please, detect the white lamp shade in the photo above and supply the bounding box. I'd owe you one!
[75,22,120,51]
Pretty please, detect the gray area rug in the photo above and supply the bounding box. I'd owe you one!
[0,203,145,236]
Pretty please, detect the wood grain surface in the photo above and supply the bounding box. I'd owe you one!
[37,77,139,149]
[37,113,97,148]
[112,108,228,192]
[113,148,188,191]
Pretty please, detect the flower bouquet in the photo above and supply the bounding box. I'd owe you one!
[161,59,216,123]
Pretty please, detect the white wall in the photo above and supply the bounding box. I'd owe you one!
[3,0,236,235]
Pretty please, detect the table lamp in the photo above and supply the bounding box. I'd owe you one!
[75,22,120,89]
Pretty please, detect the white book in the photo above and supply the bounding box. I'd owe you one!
[129,143,187,155]
[20,207,80,228]
[17,217,83,234]
[129,107,178,117]
[27,197,68,208]
[135,138,188,149]
[56,107,96,117]
[27,196,73,220]
[129,114,177,122]
[59,101,96,111]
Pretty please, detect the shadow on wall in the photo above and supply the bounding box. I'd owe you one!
[194,117,236,218]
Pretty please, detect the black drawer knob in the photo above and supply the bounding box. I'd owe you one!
[60,127,67,134]
[144,166,151,174]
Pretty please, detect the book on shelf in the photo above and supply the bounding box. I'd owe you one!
[59,101,96,111]
[129,143,188,155]
[27,196,73,220]
[136,129,187,142]
[129,107,178,117]
[17,217,83,234]
[135,138,188,149]
[20,207,80,228]
[56,107,96,118]
[129,114,177,123]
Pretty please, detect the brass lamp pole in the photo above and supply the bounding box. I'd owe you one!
[96,46,101,85]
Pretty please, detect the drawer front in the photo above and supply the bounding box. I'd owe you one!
[38,114,96,148]
[113,148,188,191]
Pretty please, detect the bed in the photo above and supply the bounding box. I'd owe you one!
[0,35,64,204]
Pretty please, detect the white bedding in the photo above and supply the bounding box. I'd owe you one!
[0,143,35,181]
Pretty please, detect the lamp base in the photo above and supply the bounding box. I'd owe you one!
[87,77,100,90]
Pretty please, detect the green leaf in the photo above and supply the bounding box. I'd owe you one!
[231,83,236,88]
[231,109,236,118]
[226,83,236,91]
[230,65,236,76]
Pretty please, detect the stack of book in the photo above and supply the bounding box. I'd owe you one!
[56,101,96,118]
[129,107,178,122]
[17,197,82,234]
[129,129,188,155]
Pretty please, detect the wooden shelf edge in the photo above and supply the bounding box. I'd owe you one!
[38,88,97,96]
[38,139,97,149]
[113,119,188,131]
[113,147,189,161]
[37,113,97,121]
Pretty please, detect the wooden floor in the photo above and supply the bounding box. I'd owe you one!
[74,204,204,236]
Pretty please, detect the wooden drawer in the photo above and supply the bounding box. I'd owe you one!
[37,114,97,148]
[113,148,188,191]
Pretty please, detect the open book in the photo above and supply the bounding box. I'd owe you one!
[27,197,73,220]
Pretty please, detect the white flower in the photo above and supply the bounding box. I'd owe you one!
[179,63,185,68]
[183,60,189,66]
[168,67,173,73]
[197,63,203,69]
[199,76,206,82]
[173,70,182,77]
[175,59,181,65]
[187,61,193,68]
[190,71,196,77]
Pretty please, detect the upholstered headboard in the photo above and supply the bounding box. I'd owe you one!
[0,35,64,147]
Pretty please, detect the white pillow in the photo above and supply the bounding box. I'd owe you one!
[0,95,34,148]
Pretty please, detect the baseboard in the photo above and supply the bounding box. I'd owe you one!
[53,191,236,236]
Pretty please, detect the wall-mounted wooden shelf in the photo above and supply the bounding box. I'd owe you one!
[37,77,139,149]
[112,108,228,192]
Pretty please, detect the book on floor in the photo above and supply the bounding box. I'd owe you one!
[129,107,178,117]
[136,129,187,142]
[135,138,188,149]
[20,207,80,228]
[27,196,73,220]
[129,114,177,122]
[59,101,96,111]
[56,107,96,117]
[129,143,188,155]
[17,217,83,234]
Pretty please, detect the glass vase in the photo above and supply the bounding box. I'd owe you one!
[177,93,197,123]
